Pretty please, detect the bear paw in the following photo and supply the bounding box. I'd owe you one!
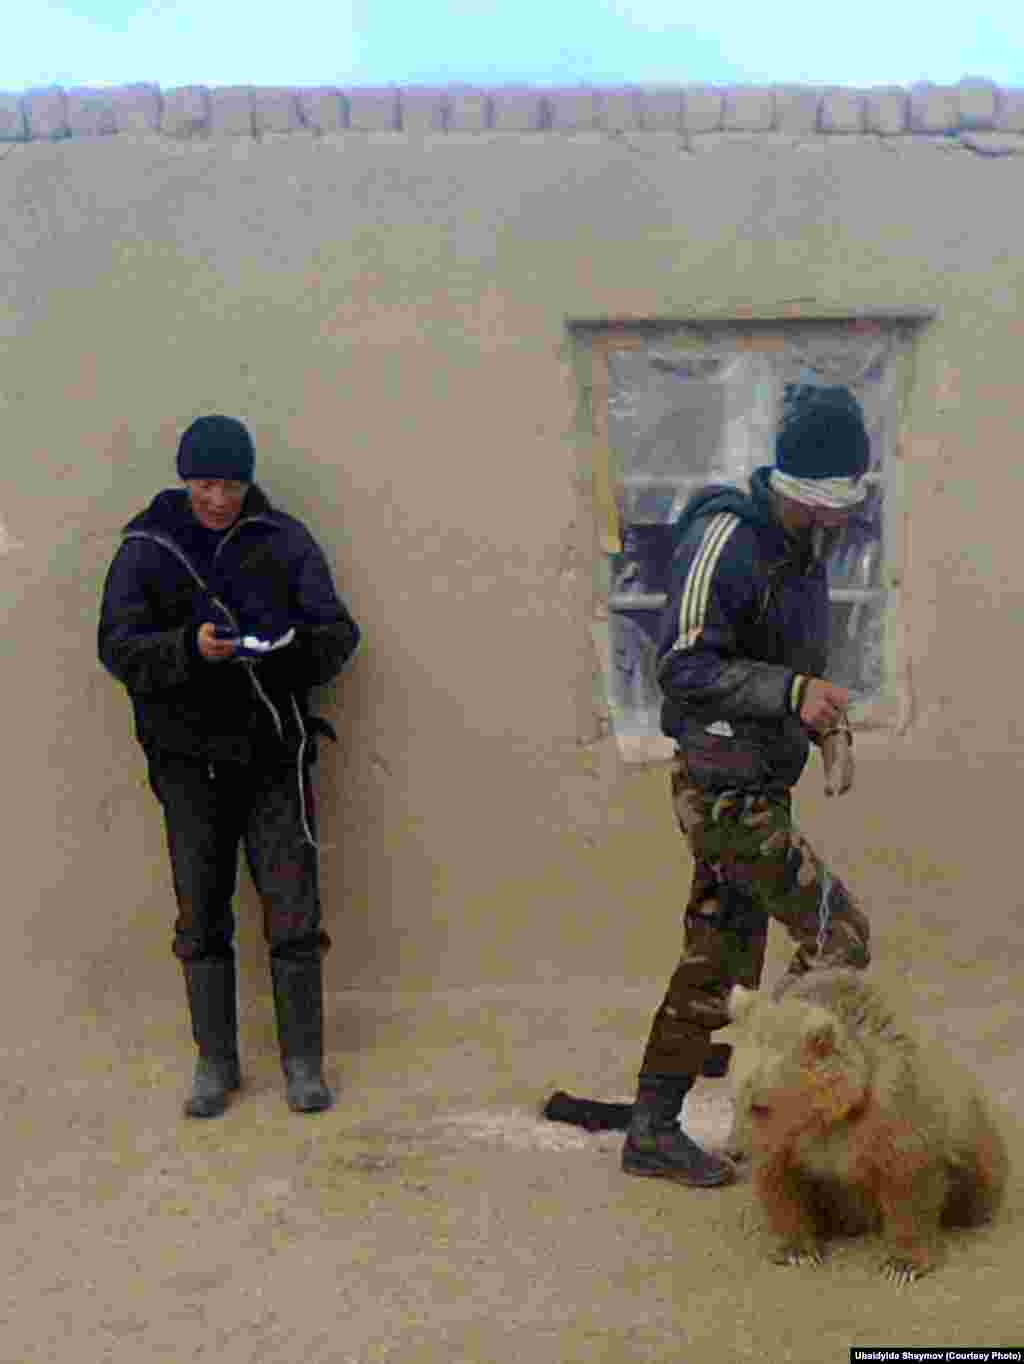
[769,1243,824,1268]
[881,1256,930,1287]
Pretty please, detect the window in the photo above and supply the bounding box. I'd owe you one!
[575,318,923,763]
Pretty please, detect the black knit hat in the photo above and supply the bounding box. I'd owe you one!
[775,385,870,482]
[176,415,255,482]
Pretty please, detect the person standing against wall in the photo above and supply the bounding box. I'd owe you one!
[620,384,873,1187]
[98,416,360,1118]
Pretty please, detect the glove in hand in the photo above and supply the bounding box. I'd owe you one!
[821,724,854,797]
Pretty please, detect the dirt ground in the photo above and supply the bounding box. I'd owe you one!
[4,915,1021,1364]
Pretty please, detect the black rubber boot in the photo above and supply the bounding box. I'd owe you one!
[182,958,242,1119]
[270,957,333,1113]
[621,1074,735,1187]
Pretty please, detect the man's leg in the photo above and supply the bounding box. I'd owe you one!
[748,814,872,982]
[623,762,766,1186]
[690,788,871,979]
[242,759,333,1113]
[147,752,244,1118]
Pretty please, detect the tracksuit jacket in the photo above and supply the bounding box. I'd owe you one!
[655,466,832,792]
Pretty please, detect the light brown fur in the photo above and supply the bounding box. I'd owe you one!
[727,969,1009,1282]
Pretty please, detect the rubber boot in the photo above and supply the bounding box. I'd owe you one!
[621,1073,735,1187]
[270,957,333,1112]
[182,958,242,1119]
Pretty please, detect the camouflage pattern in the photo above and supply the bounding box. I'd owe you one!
[146,751,331,965]
[640,755,870,1079]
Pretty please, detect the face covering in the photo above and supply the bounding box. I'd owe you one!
[769,468,866,511]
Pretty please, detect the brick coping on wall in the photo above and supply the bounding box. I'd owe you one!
[0,80,1023,154]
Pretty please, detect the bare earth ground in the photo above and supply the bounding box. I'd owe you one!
[4,932,1021,1364]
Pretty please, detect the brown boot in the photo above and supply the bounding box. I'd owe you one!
[621,1074,735,1187]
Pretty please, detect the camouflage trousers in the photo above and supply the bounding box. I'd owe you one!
[639,755,871,1080]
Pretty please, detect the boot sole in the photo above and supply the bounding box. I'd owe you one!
[287,1090,334,1113]
[185,1099,229,1119]
[621,1150,736,1188]
[184,1076,242,1119]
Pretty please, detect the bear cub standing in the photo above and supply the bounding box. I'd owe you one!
[728,969,1008,1283]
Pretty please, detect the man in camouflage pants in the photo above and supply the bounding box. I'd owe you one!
[622,385,872,1188]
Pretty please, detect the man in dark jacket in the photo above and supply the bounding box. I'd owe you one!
[98,415,360,1119]
[621,385,873,1188]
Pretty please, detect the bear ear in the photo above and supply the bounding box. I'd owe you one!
[728,985,758,1024]
[802,1006,837,1060]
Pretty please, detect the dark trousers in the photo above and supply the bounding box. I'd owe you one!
[146,750,331,965]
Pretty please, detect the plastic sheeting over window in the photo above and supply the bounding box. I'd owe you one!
[591,326,900,755]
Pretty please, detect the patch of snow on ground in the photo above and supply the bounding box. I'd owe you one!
[441,1086,734,1153]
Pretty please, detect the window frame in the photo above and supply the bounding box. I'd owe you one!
[572,313,933,764]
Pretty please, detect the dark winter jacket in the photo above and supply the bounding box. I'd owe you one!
[98,485,361,763]
[656,466,830,791]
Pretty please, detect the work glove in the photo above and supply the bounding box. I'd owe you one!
[821,720,854,797]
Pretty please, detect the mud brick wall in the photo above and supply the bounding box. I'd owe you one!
[2,79,1023,154]
[2,76,1023,1020]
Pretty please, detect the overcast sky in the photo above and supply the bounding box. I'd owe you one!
[4,1,1022,94]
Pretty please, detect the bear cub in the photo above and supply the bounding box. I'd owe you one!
[728,969,1008,1283]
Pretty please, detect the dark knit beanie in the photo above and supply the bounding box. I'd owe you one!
[176,415,255,482]
[775,384,870,482]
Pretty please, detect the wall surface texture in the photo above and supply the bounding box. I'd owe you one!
[3,79,1023,1031]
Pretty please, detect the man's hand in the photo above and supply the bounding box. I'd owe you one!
[197,622,239,663]
[799,678,850,734]
[799,678,855,796]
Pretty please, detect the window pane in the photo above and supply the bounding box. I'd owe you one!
[597,326,900,744]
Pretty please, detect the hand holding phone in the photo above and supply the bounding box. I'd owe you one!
[198,622,239,661]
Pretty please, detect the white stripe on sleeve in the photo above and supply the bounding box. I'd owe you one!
[675,513,741,651]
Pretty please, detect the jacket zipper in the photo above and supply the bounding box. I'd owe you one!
[121,527,286,740]
[212,514,278,566]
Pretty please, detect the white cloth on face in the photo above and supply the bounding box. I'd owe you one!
[769,468,866,510]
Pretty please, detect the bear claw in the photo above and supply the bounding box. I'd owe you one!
[771,1245,823,1268]
[882,1259,923,1287]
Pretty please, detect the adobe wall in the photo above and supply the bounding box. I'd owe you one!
[3,79,1023,1029]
